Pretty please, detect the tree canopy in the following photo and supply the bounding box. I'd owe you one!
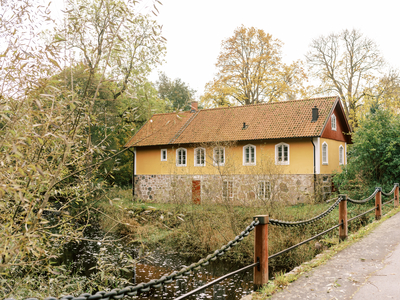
[0,0,166,289]
[306,29,400,128]
[334,106,400,197]
[155,72,197,111]
[201,25,308,107]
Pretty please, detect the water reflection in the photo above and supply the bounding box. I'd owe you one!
[60,225,254,300]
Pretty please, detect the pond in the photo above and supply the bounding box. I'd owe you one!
[60,224,255,300]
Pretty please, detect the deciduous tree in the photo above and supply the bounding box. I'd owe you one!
[155,72,196,111]
[0,0,165,293]
[201,25,308,107]
[306,29,397,127]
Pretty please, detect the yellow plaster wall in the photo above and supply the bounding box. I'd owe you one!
[135,138,315,175]
[319,138,346,174]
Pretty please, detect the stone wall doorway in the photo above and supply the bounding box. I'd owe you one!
[192,180,201,204]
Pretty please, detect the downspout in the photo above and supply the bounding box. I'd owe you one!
[128,148,135,198]
[311,138,316,195]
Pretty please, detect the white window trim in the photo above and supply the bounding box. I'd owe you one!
[194,147,206,167]
[176,148,187,167]
[213,147,225,166]
[222,180,234,200]
[258,181,271,200]
[331,114,337,131]
[243,144,256,166]
[275,142,290,165]
[339,145,344,165]
[161,149,167,161]
[322,142,328,165]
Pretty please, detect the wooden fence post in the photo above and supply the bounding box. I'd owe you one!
[375,187,382,220]
[394,183,399,208]
[253,215,268,290]
[339,194,348,241]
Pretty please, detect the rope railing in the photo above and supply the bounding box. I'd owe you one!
[382,185,397,197]
[8,184,399,300]
[253,183,399,289]
[269,197,342,227]
[347,188,379,204]
[10,220,259,300]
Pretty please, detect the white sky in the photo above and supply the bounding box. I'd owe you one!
[49,0,399,99]
[149,0,400,99]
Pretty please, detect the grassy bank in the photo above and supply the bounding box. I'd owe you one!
[94,189,389,275]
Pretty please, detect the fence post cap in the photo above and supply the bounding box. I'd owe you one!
[376,187,382,191]
[254,215,269,225]
[395,183,399,187]
[339,194,347,200]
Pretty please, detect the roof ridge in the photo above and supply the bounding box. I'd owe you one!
[168,110,200,144]
[199,96,339,112]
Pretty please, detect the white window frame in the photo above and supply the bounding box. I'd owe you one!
[275,142,289,165]
[213,147,225,166]
[222,180,233,200]
[331,114,337,131]
[161,149,167,161]
[339,145,344,165]
[194,147,206,167]
[243,144,256,166]
[176,148,187,167]
[322,142,328,165]
[258,181,271,200]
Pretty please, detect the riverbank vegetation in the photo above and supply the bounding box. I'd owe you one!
[95,187,393,271]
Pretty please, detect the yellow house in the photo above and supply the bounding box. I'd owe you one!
[125,96,352,204]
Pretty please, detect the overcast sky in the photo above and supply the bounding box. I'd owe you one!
[147,0,400,99]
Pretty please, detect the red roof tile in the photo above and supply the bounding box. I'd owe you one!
[125,96,342,147]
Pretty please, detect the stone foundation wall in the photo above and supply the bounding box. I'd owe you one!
[134,173,333,205]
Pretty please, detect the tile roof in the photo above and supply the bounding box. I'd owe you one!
[124,96,341,147]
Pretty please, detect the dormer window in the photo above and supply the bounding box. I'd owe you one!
[331,114,337,131]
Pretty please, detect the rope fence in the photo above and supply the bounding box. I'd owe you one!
[9,183,400,300]
[252,182,399,289]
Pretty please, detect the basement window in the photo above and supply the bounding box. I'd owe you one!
[258,181,271,200]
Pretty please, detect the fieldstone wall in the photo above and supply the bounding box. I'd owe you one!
[134,173,332,205]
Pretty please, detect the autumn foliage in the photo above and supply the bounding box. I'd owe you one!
[202,25,309,107]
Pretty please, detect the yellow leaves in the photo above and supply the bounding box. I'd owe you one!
[203,25,306,106]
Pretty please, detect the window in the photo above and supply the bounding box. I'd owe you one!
[331,114,337,131]
[275,143,289,165]
[194,147,206,166]
[176,148,187,166]
[339,145,344,165]
[222,180,233,200]
[213,147,225,166]
[161,149,167,161]
[258,181,271,200]
[243,145,256,166]
[322,142,328,165]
